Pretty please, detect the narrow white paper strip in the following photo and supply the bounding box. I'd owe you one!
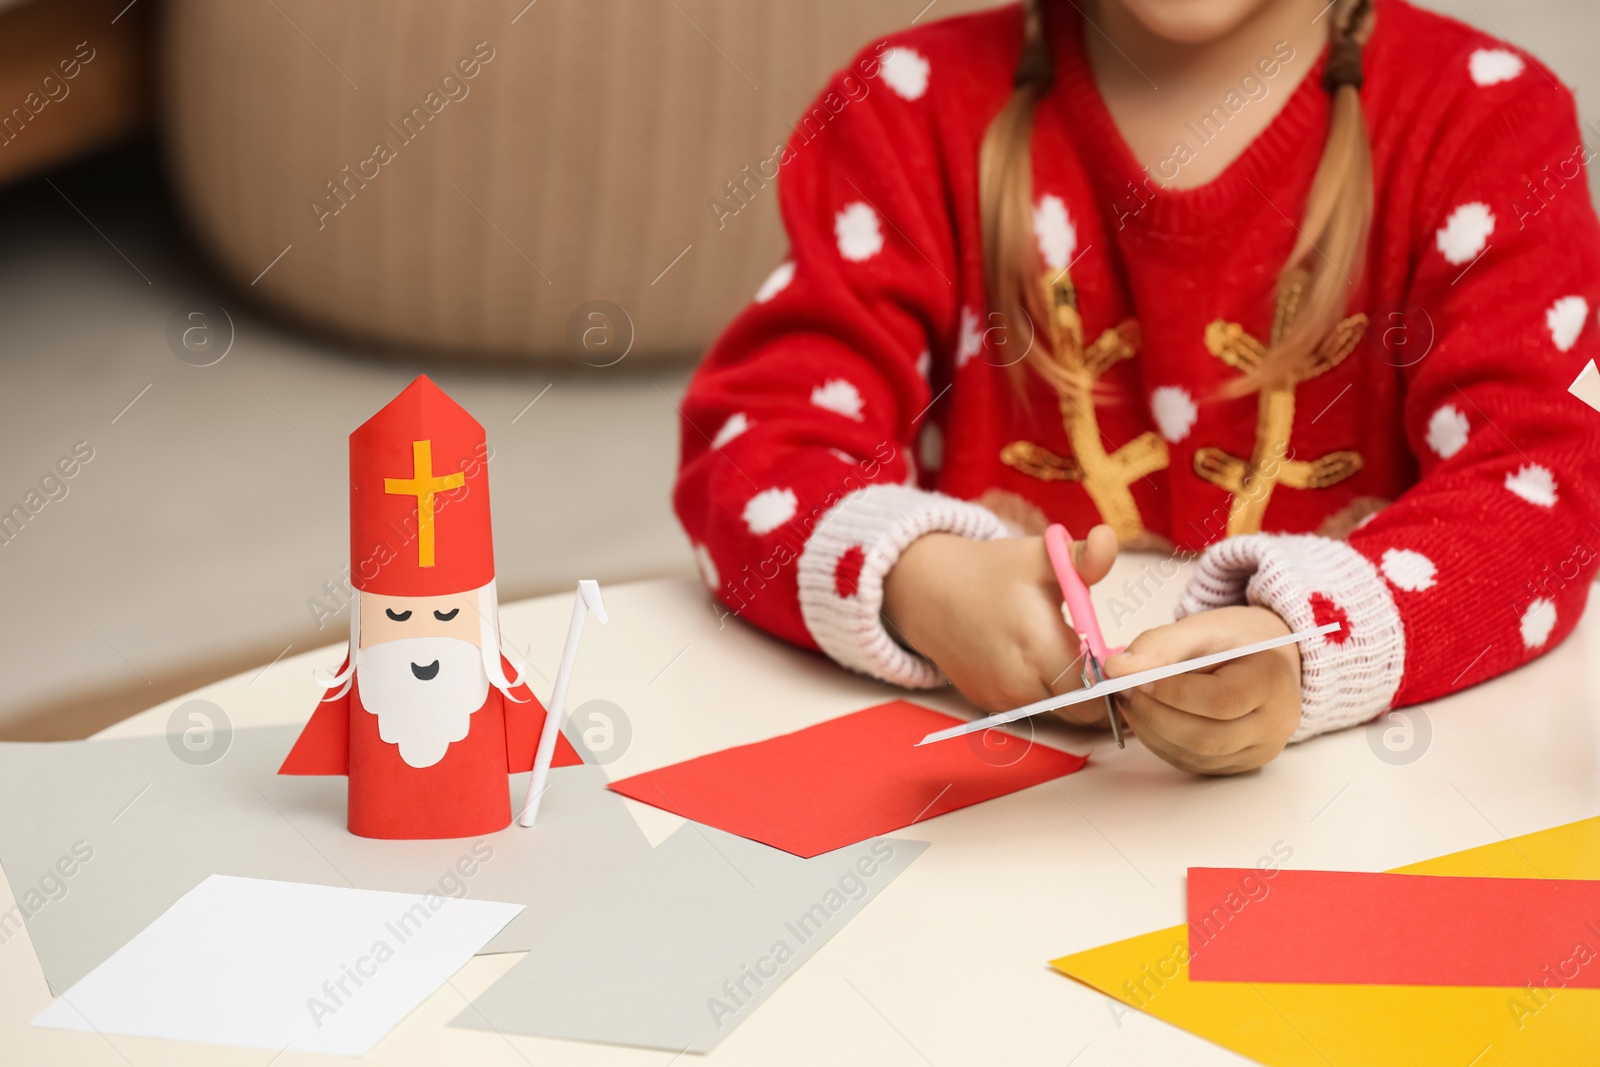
[916,622,1341,746]
[33,875,523,1057]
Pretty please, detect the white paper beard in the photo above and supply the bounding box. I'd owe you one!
[355,637,490,768]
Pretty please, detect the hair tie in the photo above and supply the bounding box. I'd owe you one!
[1014,41,1053,88]
[1014,0,1053,89]
[1323,36,1364,92]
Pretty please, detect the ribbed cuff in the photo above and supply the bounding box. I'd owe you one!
[1177,534,1406,743]
[798,485,1008,688]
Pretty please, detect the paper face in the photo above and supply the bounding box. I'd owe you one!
[33,875,522,1056]
[358,590,483,646]
[452,827,928,1052]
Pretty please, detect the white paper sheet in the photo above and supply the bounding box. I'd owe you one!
[32,875,522,1057]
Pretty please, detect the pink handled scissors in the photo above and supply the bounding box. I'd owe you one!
[1043,524,1125,747]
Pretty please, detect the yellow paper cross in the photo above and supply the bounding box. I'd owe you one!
[384,439,464,568]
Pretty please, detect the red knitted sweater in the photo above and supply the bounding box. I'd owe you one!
[674,0,1600,739]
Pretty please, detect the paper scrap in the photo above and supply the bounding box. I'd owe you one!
[608,700,1086,858]
[0,727,649,993]
[33,875,521,1056]
[1187,866,1600,987]
[1051,816,1600,1066]
[1570,359,1600,413]
[452,826,927,1052]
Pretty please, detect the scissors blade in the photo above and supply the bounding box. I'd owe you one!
[916,621,1341,747]
[1088,654,1126,749]
[1081,653,1122,749]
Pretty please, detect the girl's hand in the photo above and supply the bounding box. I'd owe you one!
[883,526,1118,721]
[1102,606,1303,776]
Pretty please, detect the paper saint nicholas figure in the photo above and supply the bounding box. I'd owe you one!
[280,376,581,839]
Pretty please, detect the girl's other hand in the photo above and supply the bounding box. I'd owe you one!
[1102,606,1303,775]
[883,526,1118,723]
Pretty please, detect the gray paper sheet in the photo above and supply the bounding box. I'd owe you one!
[451,826,928,1052]
[0,726,649,992]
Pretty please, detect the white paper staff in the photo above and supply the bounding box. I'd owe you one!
[519,580,608,826]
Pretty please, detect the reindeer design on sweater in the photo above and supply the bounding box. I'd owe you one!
[1195,276,1369,535]
[1000,272,1169,541]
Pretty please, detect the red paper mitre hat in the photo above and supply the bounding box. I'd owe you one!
[349,376,494,596]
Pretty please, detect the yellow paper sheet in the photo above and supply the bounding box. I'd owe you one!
[1051,816,1600,1066]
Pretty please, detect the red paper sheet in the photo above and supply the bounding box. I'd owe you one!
[607,700,1087,858]
[1187,867,1600,987]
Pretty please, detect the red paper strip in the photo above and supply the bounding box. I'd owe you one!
[608,701,1087,858]
[1187,867,1600,988]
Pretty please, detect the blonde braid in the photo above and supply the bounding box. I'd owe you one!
[1247,0,1376,393]
[978,0,1056,385]
[979,0,1379,398]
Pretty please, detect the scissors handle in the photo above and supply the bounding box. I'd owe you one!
[1044,524,1110,663]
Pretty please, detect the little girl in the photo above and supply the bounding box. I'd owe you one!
[674,0,1600,774]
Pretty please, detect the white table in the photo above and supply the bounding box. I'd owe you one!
[4,559,1598,1065]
